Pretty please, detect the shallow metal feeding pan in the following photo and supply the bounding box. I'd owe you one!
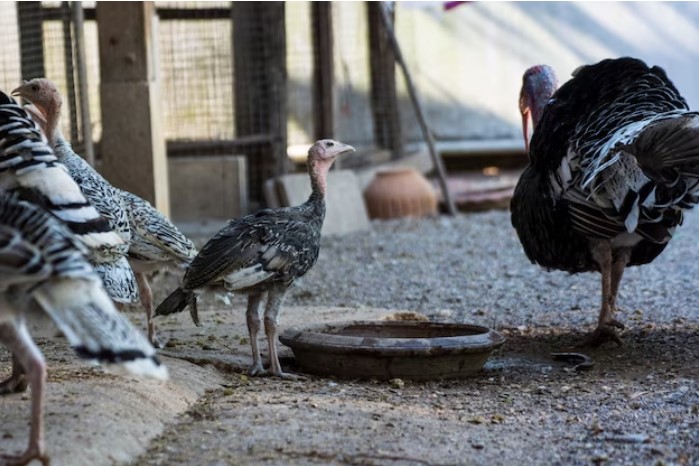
[280,320,505,381]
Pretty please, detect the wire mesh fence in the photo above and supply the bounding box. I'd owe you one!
[1,1,413,202]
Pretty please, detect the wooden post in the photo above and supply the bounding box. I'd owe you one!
[232,2,288,205]
[61,2,79,146]
[17,2,45,80]
[368,2,403,160]
[96,1,170,216]
[312,2,334,141]
[72,1,95,167]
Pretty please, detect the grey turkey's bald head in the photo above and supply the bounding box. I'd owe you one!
[307,139,355,198]
[520,64,558,153]
[12,78,62,143]
[308,139,355,161]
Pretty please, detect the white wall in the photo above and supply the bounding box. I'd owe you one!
[394,1,699,144]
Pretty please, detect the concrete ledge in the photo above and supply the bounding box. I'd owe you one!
[168,155,248,222]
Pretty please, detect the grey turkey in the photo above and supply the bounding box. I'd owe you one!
[512,57,699,345]
[156,139,354,378]
[12,79,197,348]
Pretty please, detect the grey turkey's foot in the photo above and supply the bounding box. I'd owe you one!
[248,362,267,377]
[0,372,28,395]
[1,448,50,466]
[578,324,624,347]
[270,370,307,381]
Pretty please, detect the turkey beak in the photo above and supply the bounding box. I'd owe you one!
[10,83,27,98]
[334,144,356,158]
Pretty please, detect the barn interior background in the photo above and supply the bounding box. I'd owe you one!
[1,1,698,222]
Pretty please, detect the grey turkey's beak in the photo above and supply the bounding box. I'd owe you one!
[335,144,355,157]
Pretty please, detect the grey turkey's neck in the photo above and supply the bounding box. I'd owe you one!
[307,157,332,203]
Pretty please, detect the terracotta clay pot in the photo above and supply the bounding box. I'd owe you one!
[364,168,438,219]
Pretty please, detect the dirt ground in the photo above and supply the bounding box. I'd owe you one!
[133,306,699,466]
[2,211,699,466]
[4,304,697,466]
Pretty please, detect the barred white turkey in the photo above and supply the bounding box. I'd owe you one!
[0,191,165,462]
[512,57,699,345]
[0,90,126,394]
[12,79,138,306]
[14,79,199,348]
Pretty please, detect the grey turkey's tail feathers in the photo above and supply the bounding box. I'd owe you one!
[155,287,197,322]
[33,278,167,379]
[0,91,123,252]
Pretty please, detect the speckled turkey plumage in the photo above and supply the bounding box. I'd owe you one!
[51,137,138,304]
[119,189,197,267]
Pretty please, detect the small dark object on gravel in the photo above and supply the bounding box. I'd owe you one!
[551,352,594,371]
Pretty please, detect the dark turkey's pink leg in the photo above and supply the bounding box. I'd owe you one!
[0,353,28,395]
[582,241,623,346]
[0,321,50,466]
[136,272,160,349]
[609,248,631,314]
[246,293,265,376]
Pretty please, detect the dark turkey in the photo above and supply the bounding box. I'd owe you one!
[156,139,354,378]
[512,57,699,345]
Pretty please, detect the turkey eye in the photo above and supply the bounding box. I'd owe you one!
[31,85,39,91]
[326,142,334,147]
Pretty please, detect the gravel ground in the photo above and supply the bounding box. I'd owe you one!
[134,209,699,466]
[286,209,699,330]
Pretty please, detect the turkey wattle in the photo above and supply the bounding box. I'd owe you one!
[511,57,699,345]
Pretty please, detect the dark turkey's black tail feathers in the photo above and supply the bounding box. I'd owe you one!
[155,287,195,318]
[631,114,699,181]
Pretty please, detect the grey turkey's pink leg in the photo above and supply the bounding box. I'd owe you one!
[246,293,265,376]
[263,288,302,379]
[0,321,50,466]
[0,353,28,395]
[136,272,160,348]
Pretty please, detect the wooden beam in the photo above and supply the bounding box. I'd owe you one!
[17,2,45,80]
[312,2,334,141]
[97,1,170,216]
[368,1,403,160]
[232,2,288,204]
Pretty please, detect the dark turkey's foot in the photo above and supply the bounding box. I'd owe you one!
[0,373,28,395]
[1,449,50,466]
[248,362,267,377]
[578,324,623,347]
